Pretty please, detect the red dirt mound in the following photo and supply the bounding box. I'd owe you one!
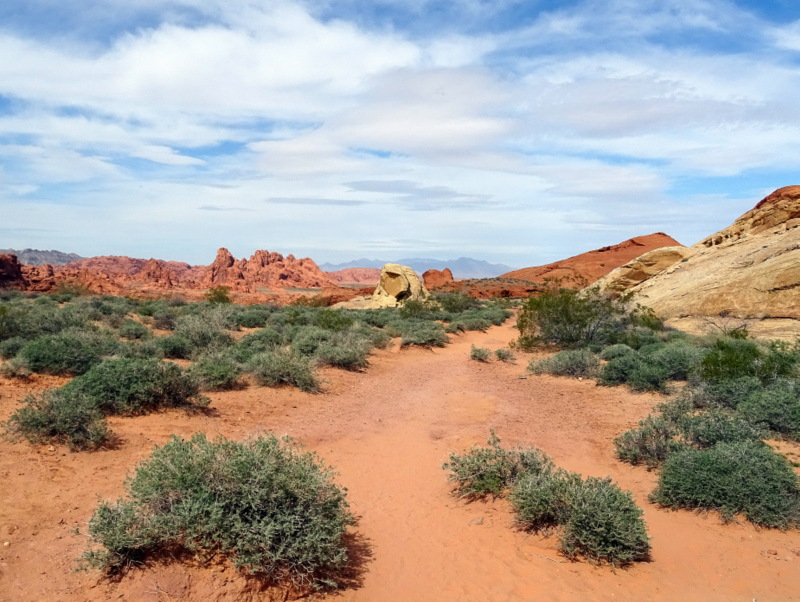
[503,233,682,288]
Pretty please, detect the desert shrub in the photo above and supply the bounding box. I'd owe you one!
[516,286,630,349]
[699,339,799,384]
[447,316,492,333]
[529,349,599,378]
[118,318,150,340]
[0,335,25,359]
[560,477,651,566]
[433,292,480,313]
[397,299,440,320]
[116,339,164,360]
[393,320,449,348]
[6,389,109,450]
[81,433,355,589]
[442,432,554,498]
[174,313,234,355]
[495,348,516,363]
[291,326,333,356]
[599,344,635,361]
[651,441,800,528]
[314,309,354,332]
[64,358,206,415]
[510,469,582,532]
[470,345,491,362]
[598,353,670,392]
[248,349,320,393]
[191,352,244,391]
[646,342,705,381]
[681,376,762,410]
[314,331,371,371]
[151,310,177,331]
[231,327,286,362]
[155,334,192,359]
[679,409,764,448]
[0,356,31,378]
[738,379,800,439]
[234,306,273,329]
[18,331,115,376]
[204,285,232,304]
[357,309,394,328]
[614,415,682,469]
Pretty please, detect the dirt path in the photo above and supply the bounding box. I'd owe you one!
[1,322,799,601]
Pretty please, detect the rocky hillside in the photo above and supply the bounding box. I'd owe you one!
[597,185,800,324]
[0,248,83,266]
[327,267,382,285]
[502,233,682,287]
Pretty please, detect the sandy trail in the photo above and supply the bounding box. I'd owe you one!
[1,321,799,601]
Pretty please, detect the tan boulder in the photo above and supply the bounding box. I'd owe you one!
[370,264,429,308]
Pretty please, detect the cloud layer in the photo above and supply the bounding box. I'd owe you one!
[1,0,798,265]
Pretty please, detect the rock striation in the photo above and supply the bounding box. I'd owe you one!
[598,186,800,322]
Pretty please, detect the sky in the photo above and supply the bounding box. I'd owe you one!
[1,0,799,268]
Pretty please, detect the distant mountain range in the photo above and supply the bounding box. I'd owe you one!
[0,248,85,266]
[319,257,514,279]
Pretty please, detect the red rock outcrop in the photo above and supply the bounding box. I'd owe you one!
[327,268,382,285]
[432,277,540,299]
[422,268,454,290]
[0,254,25,288]
[502,233,682,288]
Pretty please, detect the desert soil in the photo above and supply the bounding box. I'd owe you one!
[1,321,799,601]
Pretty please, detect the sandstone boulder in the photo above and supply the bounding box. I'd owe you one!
[370,264,429,308]
[0,254,25,288]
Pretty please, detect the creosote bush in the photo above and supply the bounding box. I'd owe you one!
[81,433,355,590]
[248,349,320,393]
[445,434,650,565]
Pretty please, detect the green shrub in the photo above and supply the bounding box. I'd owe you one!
[495,348,516,363]
[646,342,705,381]
[174,313,234,355]
[510,469,582,532]
[64,358,206,415]
[18,331,113,376]
[314,309,355,332]
[433,292,480,313]
[151,310,176,331]
[118,318,150,340]
[516,286,629,349]
[0,335,25,359]
[191,352,244,391]
[0,356,32,378]
[82,433,355,589]
[560,477,651,566]
[231,327,285,362]
[6,389,109,450]
[738,380,800,439]
[598,353,669,392]
[529,349,599,378]
[442,432,553,498]
[204,285,232,304]
[290,326,333,356]
[447,316,492,332]
[314,331,371,372]
[679,409,764,448]
[699,339,799,385]
[393,320,448,348]
[651,441,800,528]
[614,415,681,469]
[155,334,192,359]
[397,299,439,320]
[599,344,635,361]
[248,349,320,393]
[682,376,762,410]
[470,345,491,362]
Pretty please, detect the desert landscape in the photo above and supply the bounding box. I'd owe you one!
[1,187,799,601]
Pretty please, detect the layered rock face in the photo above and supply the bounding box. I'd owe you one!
[604,186,800,321]
[502,233,682,288]
[200,248,335,291]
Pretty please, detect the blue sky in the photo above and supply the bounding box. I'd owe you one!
[1,0,799,267]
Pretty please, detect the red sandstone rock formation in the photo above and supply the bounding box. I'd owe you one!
[422,268,454,290]
[502,232,682,288]
[326,268,382,285]
[0,254,25,288]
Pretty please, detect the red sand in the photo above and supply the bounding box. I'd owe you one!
[2,322,799,601]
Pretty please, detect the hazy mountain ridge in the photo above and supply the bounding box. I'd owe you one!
[320,257,514,279]
[0,248,84,266]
